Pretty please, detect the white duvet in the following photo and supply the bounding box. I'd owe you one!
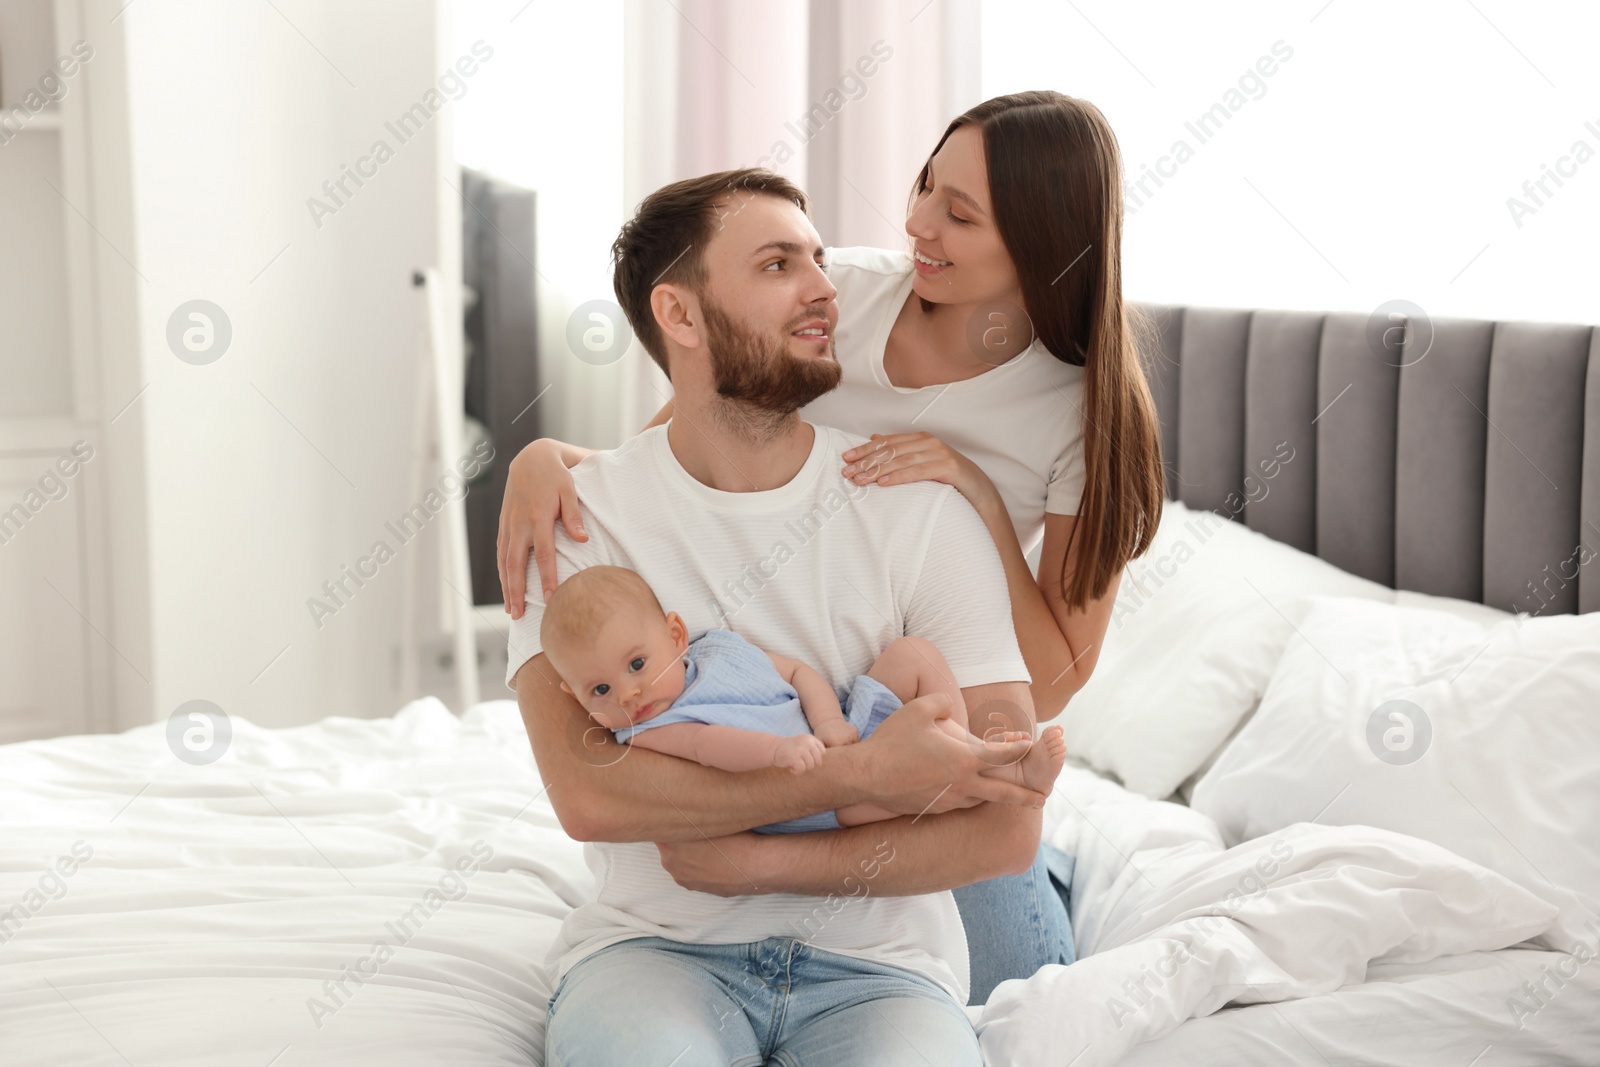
[1,700,574,1065]
[2,699,1594,1066]
[978,764,1598,1066]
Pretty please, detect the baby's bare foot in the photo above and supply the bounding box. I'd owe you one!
[1017,725,1066,794]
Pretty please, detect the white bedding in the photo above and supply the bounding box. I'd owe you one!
[977,765,1598,1066]
[4,700,1596,1065]
[1,700,576,1066]
[1057,500,1395,801]
[1191,596,1600,953]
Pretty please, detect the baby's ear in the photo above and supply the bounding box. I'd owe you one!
[558,680,573,697]
[667,610,689,648]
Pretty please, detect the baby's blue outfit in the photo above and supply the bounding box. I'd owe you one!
[611,628,903,834]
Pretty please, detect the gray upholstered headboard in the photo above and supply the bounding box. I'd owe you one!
[1132,304,1600,616]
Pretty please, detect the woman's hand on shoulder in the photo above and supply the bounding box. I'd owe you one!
[840,432,999,513]
[498,439,587,618]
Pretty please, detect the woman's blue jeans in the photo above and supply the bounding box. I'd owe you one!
[950,840,1076,1005]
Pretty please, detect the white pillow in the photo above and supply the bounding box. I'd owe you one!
[1392,588,1516,625]
[1190,596,1600,952]
[1058,501,1392,799]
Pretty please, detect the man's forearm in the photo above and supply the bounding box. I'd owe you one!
[748,801,1040,895]
[516,653,873,841]
[772,679,1039,895]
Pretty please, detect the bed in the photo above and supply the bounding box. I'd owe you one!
[4,303,1598,1065]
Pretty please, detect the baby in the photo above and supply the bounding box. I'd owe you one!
[539,565,1066,834]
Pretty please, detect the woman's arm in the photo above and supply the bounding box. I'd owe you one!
[642,396,673,430]
[540,439,597,468]
[535,398,675,470]
[915,487,1114,720]
[986,511,1116,721]
[839,433,1115,720]
[497,398,674,614]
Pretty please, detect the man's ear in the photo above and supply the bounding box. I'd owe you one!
[652,283,703,352]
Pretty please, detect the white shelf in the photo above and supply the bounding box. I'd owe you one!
[0,417,91,453]
[0,111,61,133]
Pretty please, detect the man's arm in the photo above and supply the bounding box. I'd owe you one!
[515,655,1039,843]
[774,679,1042,891]
[658,679,1043,894]
[656,486,1047,895]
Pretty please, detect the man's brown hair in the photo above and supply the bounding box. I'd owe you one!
[612,168,809,375]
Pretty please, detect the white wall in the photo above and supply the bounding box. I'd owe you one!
[99,0,458,727]
[984,0,1600,325]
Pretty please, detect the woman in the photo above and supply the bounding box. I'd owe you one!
[498,91,1164,1001]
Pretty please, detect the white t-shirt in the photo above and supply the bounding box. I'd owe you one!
[505,421,1031,1005]
[800,246,1088,555]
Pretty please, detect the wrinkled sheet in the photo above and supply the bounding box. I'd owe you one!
[972,764,1598,1066]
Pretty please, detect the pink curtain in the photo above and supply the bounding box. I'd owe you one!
[619,0,981,428]
[804,0,981,249]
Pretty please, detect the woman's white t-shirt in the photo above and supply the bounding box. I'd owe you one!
[799,246,1088,556]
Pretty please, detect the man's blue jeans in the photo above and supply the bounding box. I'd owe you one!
[544,934,981,1067]
[543,842,1075,1063]
[951,840,1077,1005]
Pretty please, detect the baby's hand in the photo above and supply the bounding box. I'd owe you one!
[813,721,860,748]
[774,734,826,774]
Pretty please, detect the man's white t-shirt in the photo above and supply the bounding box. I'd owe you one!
[505,421,1031,1005]
[800,245,1089,556]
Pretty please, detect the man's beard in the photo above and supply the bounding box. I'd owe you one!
[701,296,841,422]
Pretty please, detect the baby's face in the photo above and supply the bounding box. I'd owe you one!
[557,610,690,731]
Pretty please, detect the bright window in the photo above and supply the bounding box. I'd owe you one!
[983,0,1600,325]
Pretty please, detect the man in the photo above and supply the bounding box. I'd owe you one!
[509,168,1049,1066]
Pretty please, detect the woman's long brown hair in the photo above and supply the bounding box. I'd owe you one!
[913,90,1165,610]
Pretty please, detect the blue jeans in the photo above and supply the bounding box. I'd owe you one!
[951,840,1077,1005]
[545,935,981,1067]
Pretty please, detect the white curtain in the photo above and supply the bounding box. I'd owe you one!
[618,0,981,439]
